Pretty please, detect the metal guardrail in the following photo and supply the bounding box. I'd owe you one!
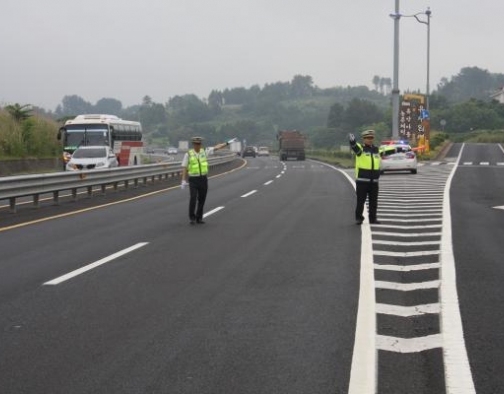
[0,154,237,212]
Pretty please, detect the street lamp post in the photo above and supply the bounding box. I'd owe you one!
[389,5,432,140]
[410,8,432,112]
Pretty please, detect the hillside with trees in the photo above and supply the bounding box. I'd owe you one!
[1,67,504,161]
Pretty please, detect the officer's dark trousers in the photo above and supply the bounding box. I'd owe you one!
[355,180,379,222]
[189,175,208,220]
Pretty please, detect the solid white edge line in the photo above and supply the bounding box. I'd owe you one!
[316,162,376,394]
[44,242,149,285]
[241,190,257,198]
[441,143,476,393]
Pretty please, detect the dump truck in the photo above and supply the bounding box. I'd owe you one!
[277,130,306,161]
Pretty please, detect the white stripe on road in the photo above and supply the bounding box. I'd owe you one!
[373,240,440,246]
[330,166,377,394]
[203,206,225,218]
[375,280,440,291]
[371,224,442,230]
[441,143,476,393]
[374,250,440,257]
[264,180,273,185]
[372,231,442,237]
[276,174,282,178]
[374,262,441,271]
[376,303,440,317]
[377,334,443,353]
[379,218,442,223]
[378,212,442,217]
[44,242,148,285]
[241,190,257,198]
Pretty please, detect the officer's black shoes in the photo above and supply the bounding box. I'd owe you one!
[196,219,205,224]
[190,219,196,225]
[356,219,364,225]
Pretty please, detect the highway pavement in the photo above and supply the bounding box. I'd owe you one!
[0,144,503,393]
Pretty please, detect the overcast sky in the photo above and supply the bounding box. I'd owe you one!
[1,0,503,111]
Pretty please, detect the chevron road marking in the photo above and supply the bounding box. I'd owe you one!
[379,218,442,223]
[374,250,440,257]
[374,262,441,271]
[375,280,440,291]
[372,231,442,237]
[373,240,440,246]
[376,334,443,353]
[371,224,442,230]
[376,303,440,317]
[379,212,442,217]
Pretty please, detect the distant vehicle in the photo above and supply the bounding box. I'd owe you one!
[178,140,189,151]
[242,146,257,158]
[380,144,418,174]
[229,141,242,155]
[257,146,270,156]
[278,130,306,161]
[66,146,118,171]
[167,146,178,154]
[57,114,143,169]
[380,139,410,145]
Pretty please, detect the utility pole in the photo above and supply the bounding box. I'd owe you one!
[391,0,401,139]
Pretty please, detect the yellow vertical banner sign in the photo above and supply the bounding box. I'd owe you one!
[399,94,426,144]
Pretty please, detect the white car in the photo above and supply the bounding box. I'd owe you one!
[257,146,270,156]
[167,146,178,155]
[380,144,418,174]
[66,146,119,171]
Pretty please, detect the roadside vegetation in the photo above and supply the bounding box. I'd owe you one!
[1,66,504,165]
[0,106,60,159]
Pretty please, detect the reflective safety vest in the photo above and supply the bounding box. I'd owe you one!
[351,143,386,181]
[187,149,209,176]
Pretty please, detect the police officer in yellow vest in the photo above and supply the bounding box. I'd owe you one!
[181,136,232,224]
[349,130,386,225]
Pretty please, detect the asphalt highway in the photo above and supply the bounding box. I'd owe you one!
[0,157,360,394]
[1,144,503,393]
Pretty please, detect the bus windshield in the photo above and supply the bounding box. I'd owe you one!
[64,124,110,148]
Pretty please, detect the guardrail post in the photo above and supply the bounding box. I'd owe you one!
[53,191,59,205]
[134,178,139,188]
[143,177,148,186]
[101,184,106,194]
[87,186,93,198]
[33,194,39,208]
[9,197,16,213]
[113,182,118,191]
[72,188,77,202]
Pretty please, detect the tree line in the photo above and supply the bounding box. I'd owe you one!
[2,66,504,159]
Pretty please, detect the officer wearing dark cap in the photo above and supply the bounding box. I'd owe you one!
[181,136,234,224]
[349,130,384,225]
